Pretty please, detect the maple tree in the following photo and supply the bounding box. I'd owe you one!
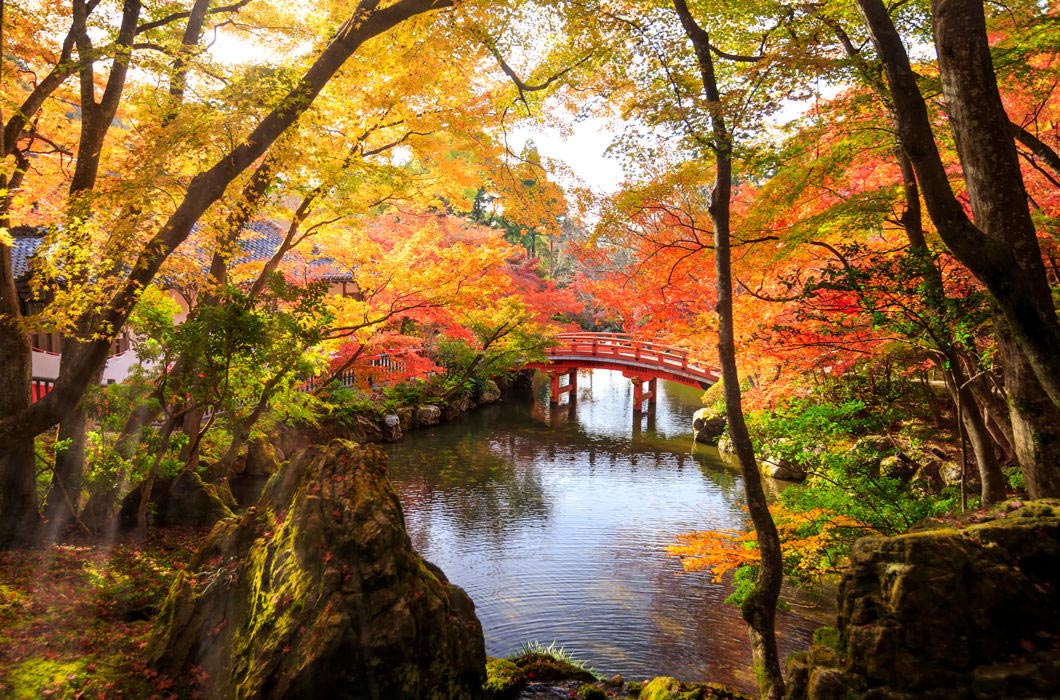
[0,0,611,542]
[1,0,525,547]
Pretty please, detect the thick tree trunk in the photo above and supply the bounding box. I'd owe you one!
[857,0,1060,495]
[672,1,784,697]
[0,317,37,548]
[995,314,1060,498]
[932,0,1060,407]
[858,0,1060,409]
[0,174,39,547]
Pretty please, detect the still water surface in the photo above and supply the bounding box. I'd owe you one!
[385,370,829,694]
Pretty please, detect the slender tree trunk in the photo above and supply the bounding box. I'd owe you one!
[42,345,105,537]
[940,356,1005,503]
[894,152,1004,502]
[43,400,91,535]
[672,1,784,696]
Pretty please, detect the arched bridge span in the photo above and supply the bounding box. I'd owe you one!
[525,332,719,411]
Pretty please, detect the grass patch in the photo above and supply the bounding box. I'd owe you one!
[484,641,601,699]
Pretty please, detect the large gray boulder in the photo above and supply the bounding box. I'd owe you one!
[149,440,486,700]
[416,404,442,426]
[119,470,234,528]
[692,407,726,445]
[761,457,807,483]
[382,413,403,442]
[477,379,502,405]
[787,500,1060,700]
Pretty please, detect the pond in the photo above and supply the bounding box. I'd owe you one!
[385,370,831,694]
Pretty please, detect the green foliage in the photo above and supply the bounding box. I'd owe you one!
[1004,465,1026,492]
[715,387,964,602]
[725,565,759,607]
[319,384,383,424]
[484,658,523,699]
[746,398,895,468]
[484,642,599,700]
[381,379,432,412]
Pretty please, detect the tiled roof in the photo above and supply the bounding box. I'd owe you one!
[9,226,44,280]
[236,219,352,282]
[8,220,352,286]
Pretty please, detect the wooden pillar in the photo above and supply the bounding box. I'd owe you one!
[549,370,577,406]
[632,376,657,415]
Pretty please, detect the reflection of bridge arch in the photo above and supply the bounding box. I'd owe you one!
[525,332,720,412]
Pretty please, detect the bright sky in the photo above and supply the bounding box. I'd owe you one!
[512,117,626,195]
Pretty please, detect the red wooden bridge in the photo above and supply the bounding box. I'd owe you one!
[525,332,720,412]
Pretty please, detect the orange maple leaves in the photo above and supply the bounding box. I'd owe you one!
[666,505,878,582]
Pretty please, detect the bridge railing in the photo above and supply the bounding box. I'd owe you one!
[549,333,696,371]
[539,332,718,385]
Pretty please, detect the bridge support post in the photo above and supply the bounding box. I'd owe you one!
[549,370,578,406]
[631,376,656,415]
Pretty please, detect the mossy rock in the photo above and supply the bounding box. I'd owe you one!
[118,470,233,528]
[484,658,524,700]
[149,440,486,700]
[639,676,750,700]
[639,676,700,700]
[577,683,609,699]
[787,500,1060,700]
[511,652,597,683]
[812,626,841,651]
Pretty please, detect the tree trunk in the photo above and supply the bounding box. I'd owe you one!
[995,313,1060,498]
[672,1,784,697]
[932,0,1060,408]
[940,356,1006,503]
[42,399,92,536]
[0,319,37,548]
[42,344,103,537]
[857,0,1060,495]
[0,150,38,547]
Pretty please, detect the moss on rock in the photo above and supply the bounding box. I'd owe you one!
[149,440,485,700]
[789,499,1060,700]
[638,676,750,700]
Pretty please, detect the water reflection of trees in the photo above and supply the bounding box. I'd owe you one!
[387,426,550,551]
[387,394,749,560]
[382,374,823,688]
